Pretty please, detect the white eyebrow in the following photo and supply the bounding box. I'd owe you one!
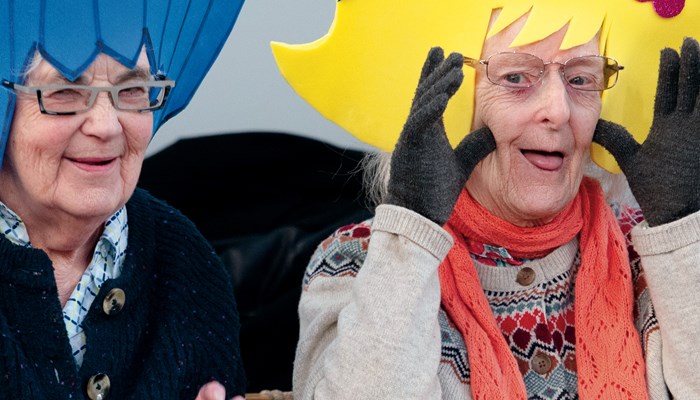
[33,66,152,86]
[114,67,152,84]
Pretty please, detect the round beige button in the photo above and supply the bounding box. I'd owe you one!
[531,353,552,375]
[516,267,536,286]
[102,288,125,316]
[86,373,111,400]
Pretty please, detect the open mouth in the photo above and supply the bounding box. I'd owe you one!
[521,150,564,171]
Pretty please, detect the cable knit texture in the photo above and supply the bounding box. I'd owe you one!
[440,177,648,399]
[0,188,246,399]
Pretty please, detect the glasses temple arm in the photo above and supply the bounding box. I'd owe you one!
[463,56,483,67]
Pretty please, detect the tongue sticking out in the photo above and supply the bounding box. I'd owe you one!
[522,150,563,171]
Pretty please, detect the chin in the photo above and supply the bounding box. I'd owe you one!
[510,187,574,226]
[63,187,129,220]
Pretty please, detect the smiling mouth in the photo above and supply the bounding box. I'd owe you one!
[69,158,115,166]
[84,160,111,166]
[521,150,564,171]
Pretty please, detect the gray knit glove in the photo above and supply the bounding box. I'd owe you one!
[594,37,700,227]
[385,47,496,225]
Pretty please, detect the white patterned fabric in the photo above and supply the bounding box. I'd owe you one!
[0,202,127,367]
[0,202,28,246]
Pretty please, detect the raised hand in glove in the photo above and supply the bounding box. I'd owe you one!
[594,37,700,227]
[385,47,496,226]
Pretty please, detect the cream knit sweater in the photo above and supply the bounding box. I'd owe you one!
[293,205,700,399]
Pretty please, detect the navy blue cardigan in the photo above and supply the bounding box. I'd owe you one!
[0,188,245,399]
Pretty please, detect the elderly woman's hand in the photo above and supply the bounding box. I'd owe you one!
[594,37,700,227]
[385,47,495,225]
[195,381,245,400]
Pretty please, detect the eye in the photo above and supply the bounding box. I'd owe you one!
[488,63,541,88]
[564,57,606,90]
[566,72,600,90]
[117,85,151,109]
[505,73,525,84]
[497,70,539,88]
[44,88,84,102]
[568,75,587,86]
[118,85,148,98]
[486,53,543,88]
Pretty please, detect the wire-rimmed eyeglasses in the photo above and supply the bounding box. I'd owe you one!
[1,75,175,115]
[463,52,624,91]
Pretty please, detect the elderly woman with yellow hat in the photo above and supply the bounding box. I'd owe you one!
[273,0,700,398]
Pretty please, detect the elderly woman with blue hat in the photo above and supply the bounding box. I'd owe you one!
[0,1,246,399]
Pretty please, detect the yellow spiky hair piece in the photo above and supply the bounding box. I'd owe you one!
[271,0,696,172]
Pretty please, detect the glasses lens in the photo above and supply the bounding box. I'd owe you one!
[40,87,92,113]
[486,53,544,88]
[117,84,166,111]
[564,56,619,91]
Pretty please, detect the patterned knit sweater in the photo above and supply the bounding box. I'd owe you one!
[293,204,700,400]
[0,188,246,399]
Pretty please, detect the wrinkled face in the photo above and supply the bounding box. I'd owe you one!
[467,17,602,227]
[0,52,153,226]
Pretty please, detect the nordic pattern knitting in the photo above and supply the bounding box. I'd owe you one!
[442,179,647,399]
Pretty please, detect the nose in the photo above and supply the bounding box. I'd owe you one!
[532,67,571,129]
[80,92,122,138]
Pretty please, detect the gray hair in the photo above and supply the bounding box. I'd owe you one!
[21,52,44,82]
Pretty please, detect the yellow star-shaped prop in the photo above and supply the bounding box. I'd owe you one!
[272,0,699,173]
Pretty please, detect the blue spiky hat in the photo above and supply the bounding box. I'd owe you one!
[0,0,245,166]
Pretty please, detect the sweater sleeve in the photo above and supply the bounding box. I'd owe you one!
[631,209,700,399]
[162,217,246,399]
[126,189,246,399]
[293,205,453,400]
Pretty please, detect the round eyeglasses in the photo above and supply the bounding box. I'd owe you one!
[1,75,175,115]
[464,52,624,91]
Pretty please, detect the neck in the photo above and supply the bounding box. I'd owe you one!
[27,220,103,307]
[51,250,94,307]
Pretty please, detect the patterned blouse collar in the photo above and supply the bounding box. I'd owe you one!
[0,201,29,247]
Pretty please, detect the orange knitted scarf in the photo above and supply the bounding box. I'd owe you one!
[439,177,648,399]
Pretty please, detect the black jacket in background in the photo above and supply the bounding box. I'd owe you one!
[139,132,372,392]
